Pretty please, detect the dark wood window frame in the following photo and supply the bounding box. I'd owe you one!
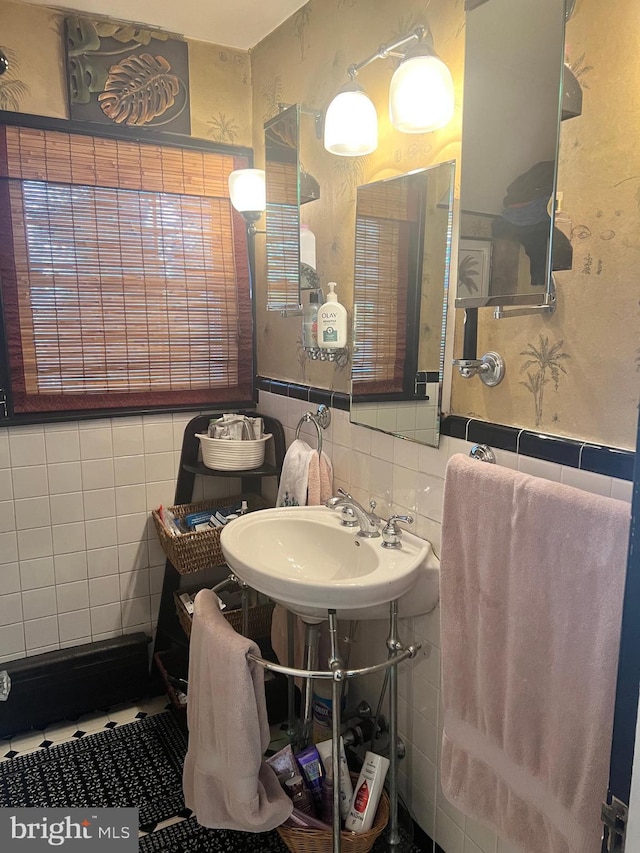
[0,111,256,427]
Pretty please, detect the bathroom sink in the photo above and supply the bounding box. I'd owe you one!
[220,505,439,622]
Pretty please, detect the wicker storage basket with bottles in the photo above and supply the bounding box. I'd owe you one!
[276,775,389,853]
[152,494,270,574]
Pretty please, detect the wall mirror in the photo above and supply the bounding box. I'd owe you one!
[456,0,573,314]
[265,105,301,312]
[264,105,321,314]
[350,162,455,448]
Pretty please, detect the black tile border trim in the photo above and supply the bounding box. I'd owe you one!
[256,376,350,412]
[256,380,636,481]
[442,415,636,482]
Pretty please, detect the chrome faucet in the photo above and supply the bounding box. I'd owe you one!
[326,488,381,538]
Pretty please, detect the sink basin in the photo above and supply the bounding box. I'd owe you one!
[220,505,440,622]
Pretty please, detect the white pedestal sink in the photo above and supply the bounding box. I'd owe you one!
[220,505,440,622]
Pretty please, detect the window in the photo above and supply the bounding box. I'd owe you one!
[352,179,417,396]
[0,120,253,419]
[265,159,299,311]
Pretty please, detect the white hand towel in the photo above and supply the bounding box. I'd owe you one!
[276,439,314,507]
[183,589,293,832]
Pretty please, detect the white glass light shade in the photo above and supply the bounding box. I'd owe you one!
[228,169,266,214]
[389,53,455,133]
[323,86,378,156]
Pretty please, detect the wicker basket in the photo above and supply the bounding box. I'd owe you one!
[152,495,269,574]
[174,591,275,640]
[276,776,389,853]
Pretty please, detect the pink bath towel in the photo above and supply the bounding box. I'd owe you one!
[183,589,292,831]
[440,454,630,853]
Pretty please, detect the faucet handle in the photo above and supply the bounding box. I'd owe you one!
[339,505,359,527]
[381,514,414,549]
[368,500,384,526]
[388,514,413,527]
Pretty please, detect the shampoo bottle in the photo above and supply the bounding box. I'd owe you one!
[317,282,347,349]
[316,737,354,821]
[344,751,390,834]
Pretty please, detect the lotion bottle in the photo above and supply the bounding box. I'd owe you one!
[344,751,390,833]
[317,282,347,349]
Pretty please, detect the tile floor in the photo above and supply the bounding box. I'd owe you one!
[0,694,170,761]
[0,695,295,843]
[0,694,193,839]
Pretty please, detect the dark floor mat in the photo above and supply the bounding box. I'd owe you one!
[0,711,188,829]
[138,815,423,853]
[139,817,289,853]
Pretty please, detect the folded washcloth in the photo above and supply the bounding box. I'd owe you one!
[183,589,293,832]
[307,449,334,506]
[276,439,314,507]
[440,454,630,853]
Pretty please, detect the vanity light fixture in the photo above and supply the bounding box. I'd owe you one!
[228,168,266,235]
[324,80,378,156]
[323,25,454,156]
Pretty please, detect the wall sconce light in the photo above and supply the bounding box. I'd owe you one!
[324,80,378,156]
[324,25,454,156]
[228,168,266,235]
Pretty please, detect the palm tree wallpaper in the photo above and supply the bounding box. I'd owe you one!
[519,336,571,428]
[0,46,30,111]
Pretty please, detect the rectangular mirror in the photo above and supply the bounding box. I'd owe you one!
[456,0,571,310]
[350,162,455,448]
[265,105,301,312]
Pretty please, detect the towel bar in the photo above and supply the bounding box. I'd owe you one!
[295,404,331,455]
[469,443,495,463]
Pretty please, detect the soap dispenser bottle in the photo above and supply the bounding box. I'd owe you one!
[317,282,347,349]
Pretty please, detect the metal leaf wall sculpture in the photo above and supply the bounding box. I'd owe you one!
[65,14,190,134]
[98,54,180,126]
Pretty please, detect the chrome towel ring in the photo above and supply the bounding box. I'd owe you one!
[295,404,331,455]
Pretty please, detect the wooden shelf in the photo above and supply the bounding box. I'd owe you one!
[182,461,280,479]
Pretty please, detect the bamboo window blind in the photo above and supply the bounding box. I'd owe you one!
[265,160,300,311]
[352,180,415,395]
[0,125,252,415]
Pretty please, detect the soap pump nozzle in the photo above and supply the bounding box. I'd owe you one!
[325,281,338,302]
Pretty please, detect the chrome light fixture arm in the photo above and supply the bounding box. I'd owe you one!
[347,25,427,78]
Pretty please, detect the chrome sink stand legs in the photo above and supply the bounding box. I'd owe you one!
[328,611,344,853]
[387,599,401,850]
[247,604,420,853]
[300,621,320,748]
[286,610,298,744]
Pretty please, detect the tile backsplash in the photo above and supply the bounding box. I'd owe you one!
[0,413,238,664]
[0,394,633,853]
[256,389,633,853]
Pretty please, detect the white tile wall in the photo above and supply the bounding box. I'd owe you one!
[257,389,634,853]
[0,395,632,849]
[0,413,237,665]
